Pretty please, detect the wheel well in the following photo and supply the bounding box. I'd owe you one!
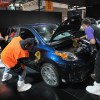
[40,62,61,87]
[38,58,59,71]
[39,58,62,78]
[38,57,68,82]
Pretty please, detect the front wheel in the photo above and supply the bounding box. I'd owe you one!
[41,63,60,87]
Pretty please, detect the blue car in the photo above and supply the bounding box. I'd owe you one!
[5,15,95,87]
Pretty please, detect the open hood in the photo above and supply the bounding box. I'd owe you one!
[50,14,82,41]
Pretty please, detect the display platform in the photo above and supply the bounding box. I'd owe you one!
[0,68,100,100]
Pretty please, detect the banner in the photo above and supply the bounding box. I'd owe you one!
[0,0,10,7]
[45,1,53,11]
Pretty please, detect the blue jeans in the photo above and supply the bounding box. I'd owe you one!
[4,67,26,81]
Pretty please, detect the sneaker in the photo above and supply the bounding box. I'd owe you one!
[86,81,100,96]
[90,73,95,80]
[1,73,12,82]
[17,80,32,92]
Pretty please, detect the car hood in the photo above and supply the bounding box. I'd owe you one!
[50,14,82,41]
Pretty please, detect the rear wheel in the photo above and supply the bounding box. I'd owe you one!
[41,63,60,87]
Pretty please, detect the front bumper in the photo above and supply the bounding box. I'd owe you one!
[58,60,94,83]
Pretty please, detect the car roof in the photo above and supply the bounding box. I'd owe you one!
[11,23,56,28]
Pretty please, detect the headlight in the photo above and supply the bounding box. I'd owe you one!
[55,51,78,61]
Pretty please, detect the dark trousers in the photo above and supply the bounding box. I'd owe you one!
[94,50,100,83]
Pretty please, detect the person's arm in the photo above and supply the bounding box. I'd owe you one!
[90,38,96,44]
[85,27,96,44]
[11,57,38,75]
[17,57,38,67]
[85,27,97,53]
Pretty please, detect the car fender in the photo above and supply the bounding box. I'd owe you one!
[40,51,67,69]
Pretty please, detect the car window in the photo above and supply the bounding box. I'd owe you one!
[33,24,58,42]
[53,32,73,41]
[19,28,35,39]
[19,28,39,43]
[7,27,17,42]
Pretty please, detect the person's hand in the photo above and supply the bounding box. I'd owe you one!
[34,59,39,63]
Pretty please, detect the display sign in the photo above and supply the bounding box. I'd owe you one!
[45,1,53,11]
[0,0,10,7]
[22,0,43,11]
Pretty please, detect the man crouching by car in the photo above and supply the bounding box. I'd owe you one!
[1,36,38,92]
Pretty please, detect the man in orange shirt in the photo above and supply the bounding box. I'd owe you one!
[1,37,38,92]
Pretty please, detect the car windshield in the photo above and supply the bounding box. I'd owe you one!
[33,24,58,42]
[53,32,73,41]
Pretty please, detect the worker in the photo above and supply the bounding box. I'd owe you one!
[8,28,17,42]
[81,18,100,95]
[1,36,38,92]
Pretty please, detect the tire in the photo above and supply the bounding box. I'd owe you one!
[41,63,60,87]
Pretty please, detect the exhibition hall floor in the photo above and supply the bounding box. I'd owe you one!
[0,68,100,100]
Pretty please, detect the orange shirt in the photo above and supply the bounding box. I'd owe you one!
[1,36,29,68]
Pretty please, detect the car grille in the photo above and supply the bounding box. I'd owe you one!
[69,64,94,82]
